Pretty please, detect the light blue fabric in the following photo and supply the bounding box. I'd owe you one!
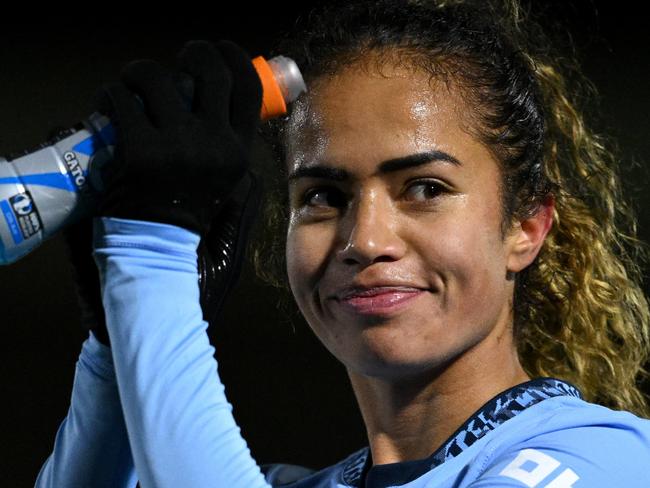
[36,216,271,488]
[35,331,137,487]
[284,395,650,487]
[93,216,270,488]
[36,216,650,487]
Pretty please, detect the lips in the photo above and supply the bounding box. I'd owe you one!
[336,286,427,315]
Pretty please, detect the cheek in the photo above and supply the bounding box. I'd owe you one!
[285,221,332,300]
[416,201,506,302]
[285,228,306,295]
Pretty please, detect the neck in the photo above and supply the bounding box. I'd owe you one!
[348,325,530,466]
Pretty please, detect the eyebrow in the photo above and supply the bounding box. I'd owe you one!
[287,150,461,182]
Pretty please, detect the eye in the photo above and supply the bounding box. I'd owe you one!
[301,186,347,208]
[404,179,447,202]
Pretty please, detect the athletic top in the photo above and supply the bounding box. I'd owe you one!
[36,217,650,487]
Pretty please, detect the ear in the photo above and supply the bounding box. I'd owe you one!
[506,195,555,273]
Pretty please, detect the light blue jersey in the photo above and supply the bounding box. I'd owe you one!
[36,217,650,487]
[283,390,650,487]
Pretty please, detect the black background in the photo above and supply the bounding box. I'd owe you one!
[0,2,648,486]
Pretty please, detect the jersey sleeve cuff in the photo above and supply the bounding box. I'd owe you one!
[92,216,201,257]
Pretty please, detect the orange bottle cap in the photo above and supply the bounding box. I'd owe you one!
[252,55,287,120]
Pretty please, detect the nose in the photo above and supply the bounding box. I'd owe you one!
[336,189,407,266]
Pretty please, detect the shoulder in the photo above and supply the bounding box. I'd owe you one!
[471,396,650,487]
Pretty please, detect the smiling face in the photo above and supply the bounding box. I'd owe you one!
[284,62,538,382]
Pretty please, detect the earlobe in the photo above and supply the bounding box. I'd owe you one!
[506,195,555,273]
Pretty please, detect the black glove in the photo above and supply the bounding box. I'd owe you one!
[95,40,263,236]
[62,169,262,345]
[62,217,111,346]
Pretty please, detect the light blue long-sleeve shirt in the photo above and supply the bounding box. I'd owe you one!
[36,217,650,487]
[37,217,272,488]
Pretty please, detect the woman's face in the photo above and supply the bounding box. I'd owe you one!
[284,64,536,381]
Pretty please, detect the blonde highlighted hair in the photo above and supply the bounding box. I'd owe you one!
[517,59,650,415]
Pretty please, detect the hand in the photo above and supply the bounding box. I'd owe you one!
[95,40,263,235]
[62,172,263,344]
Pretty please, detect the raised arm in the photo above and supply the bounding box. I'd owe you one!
[88,39,272,487]
[93,215,271,487]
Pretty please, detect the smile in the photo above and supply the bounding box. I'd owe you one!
[337,289,426,316]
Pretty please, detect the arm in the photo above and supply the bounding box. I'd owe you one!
[86,38,271,486]
[35,331,137,488]
[93,216,271,488]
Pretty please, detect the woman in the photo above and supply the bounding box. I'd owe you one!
[37,0,650,486]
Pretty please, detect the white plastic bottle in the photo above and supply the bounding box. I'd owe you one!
[0,55,306,265]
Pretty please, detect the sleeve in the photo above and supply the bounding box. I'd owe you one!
[92,216,271,488]
[467,420,650,487]
[35,331,137,488]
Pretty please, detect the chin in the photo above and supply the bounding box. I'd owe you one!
[343,342,449,382]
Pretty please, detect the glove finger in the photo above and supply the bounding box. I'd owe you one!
[215,39,263,145]
[96,81,151,130]
[120,59,188,128]
[176,40,231,126]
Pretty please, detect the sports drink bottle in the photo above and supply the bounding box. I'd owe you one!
[0,54,305,265]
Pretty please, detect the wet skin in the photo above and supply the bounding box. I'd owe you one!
[284,62,553,464]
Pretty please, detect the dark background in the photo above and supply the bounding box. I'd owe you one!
[1,2,648,486]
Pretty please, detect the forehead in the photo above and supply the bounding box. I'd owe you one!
[284,64,482,175]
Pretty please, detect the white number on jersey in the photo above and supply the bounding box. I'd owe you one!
[499,449,580,487]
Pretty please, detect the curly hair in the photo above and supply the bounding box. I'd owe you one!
[251,0,650,417]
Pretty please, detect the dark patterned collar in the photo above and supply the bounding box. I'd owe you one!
[340,377,583,488]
